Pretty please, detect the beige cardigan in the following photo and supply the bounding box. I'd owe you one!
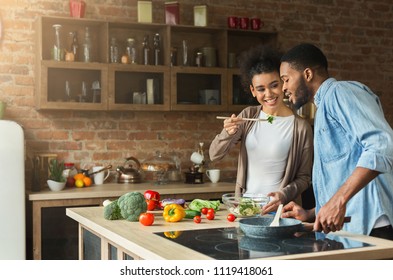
[209,105,314,204]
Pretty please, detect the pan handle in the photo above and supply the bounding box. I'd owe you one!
[301,216,352,232]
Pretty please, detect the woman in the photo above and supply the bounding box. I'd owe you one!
[209,45,313,213]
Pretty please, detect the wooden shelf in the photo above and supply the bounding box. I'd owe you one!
[35,16,277,112]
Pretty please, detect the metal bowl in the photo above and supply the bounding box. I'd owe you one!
[221,193,269,217]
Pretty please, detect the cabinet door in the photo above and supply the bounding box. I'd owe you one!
[170,66,227,111]
[108,64,170,111]
[36,61,108,110]
[36,16,108,110]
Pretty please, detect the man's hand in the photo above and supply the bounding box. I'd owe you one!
[281,201,315,222]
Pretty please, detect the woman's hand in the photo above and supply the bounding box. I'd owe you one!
[261,191,285,214]
[223,114,242,135]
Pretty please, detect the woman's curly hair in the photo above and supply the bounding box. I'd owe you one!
[238,45,282,93]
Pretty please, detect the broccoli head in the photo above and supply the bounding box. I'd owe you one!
[103,199,123,220]
[117,192,147,221]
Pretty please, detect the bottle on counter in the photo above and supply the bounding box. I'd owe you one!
[153,33,161,65]
[82,26,92,62]
[142,35,151,65]
[126,38,137,64]
[110,37,120,63]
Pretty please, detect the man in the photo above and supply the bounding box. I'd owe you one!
[280,43,393,240]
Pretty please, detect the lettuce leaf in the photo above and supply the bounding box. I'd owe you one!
[188,199,221,211]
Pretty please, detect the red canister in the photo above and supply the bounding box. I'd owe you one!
[240,17,250,29]
[227,16,238,29]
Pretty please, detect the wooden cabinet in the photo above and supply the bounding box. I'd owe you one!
[35,16,277,112]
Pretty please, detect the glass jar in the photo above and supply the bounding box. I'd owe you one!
[62,162,77,178]
[141,151,180,184]
[126,38,137,64]
[110,37,120,63]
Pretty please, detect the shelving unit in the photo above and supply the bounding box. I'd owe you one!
[35,16,277,112]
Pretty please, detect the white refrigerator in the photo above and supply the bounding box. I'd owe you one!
[0,120,25,259]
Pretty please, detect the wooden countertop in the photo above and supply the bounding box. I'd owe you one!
[66,206,393,260]
[28,182,234,201]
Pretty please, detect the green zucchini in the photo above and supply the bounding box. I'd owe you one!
[185,209,201,219]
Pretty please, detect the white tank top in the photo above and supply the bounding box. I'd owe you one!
[245,111,294,195]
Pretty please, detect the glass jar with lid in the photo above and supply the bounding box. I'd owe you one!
[141,151,181,184]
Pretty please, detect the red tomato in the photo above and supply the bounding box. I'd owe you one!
[206,212,215,220]
[139,213,155,226]
[201,207,208,215]
[207,208,215,214]
[227,213,236,222]
[146,199,157,211]
[193,215,202,223]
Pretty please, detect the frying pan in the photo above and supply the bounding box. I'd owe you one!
[239,216,305,239]
[239,216,351,239]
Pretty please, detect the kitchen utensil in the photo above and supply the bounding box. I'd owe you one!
[116,157,142,183]
[269,204,283,227]
[239,216,352,239]
[216,116,268,122]
[222,193,269,217]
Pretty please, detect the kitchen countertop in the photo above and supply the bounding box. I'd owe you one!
[28,181,235,201]
[66,206,393,260]
[28,181,234,260]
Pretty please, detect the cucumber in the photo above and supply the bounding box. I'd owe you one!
[185,209,201,219]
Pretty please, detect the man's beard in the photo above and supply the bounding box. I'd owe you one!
[293,78,313,110]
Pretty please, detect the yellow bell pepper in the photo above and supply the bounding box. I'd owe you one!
[164,231,183,239]
[163,203,186,222]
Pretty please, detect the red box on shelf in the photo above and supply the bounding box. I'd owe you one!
[165,1,179,25]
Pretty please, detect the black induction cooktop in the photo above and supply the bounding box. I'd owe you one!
[155,227,373,260]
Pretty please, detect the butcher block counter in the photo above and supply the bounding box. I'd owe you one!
[66,206,393,260]
[28,182,234,260]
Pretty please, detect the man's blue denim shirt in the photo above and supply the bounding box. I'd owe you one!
[313,78,393,235]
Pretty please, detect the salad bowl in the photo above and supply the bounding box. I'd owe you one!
[222,193,269,217]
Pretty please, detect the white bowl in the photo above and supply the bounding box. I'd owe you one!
[47,180,66,191]
[222,193,269,217]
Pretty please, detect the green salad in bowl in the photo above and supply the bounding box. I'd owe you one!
[222,193,269,217]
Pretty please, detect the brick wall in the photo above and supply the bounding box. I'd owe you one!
[0,0,392,189]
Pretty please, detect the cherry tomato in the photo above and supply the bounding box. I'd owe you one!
[146,199,157,211]
[207,208,215,214]
[227,213,236,222]
[193,215,202,223]
[201,207,208,215]
[139,213,154,226]
[206,212,215,220]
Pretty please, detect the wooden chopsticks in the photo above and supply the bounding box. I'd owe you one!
[216,116,267,122]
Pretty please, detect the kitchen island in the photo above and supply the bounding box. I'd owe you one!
[28,182,234,260]
[66,206,393,260]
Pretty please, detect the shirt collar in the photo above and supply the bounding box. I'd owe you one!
[314,77,336,107]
